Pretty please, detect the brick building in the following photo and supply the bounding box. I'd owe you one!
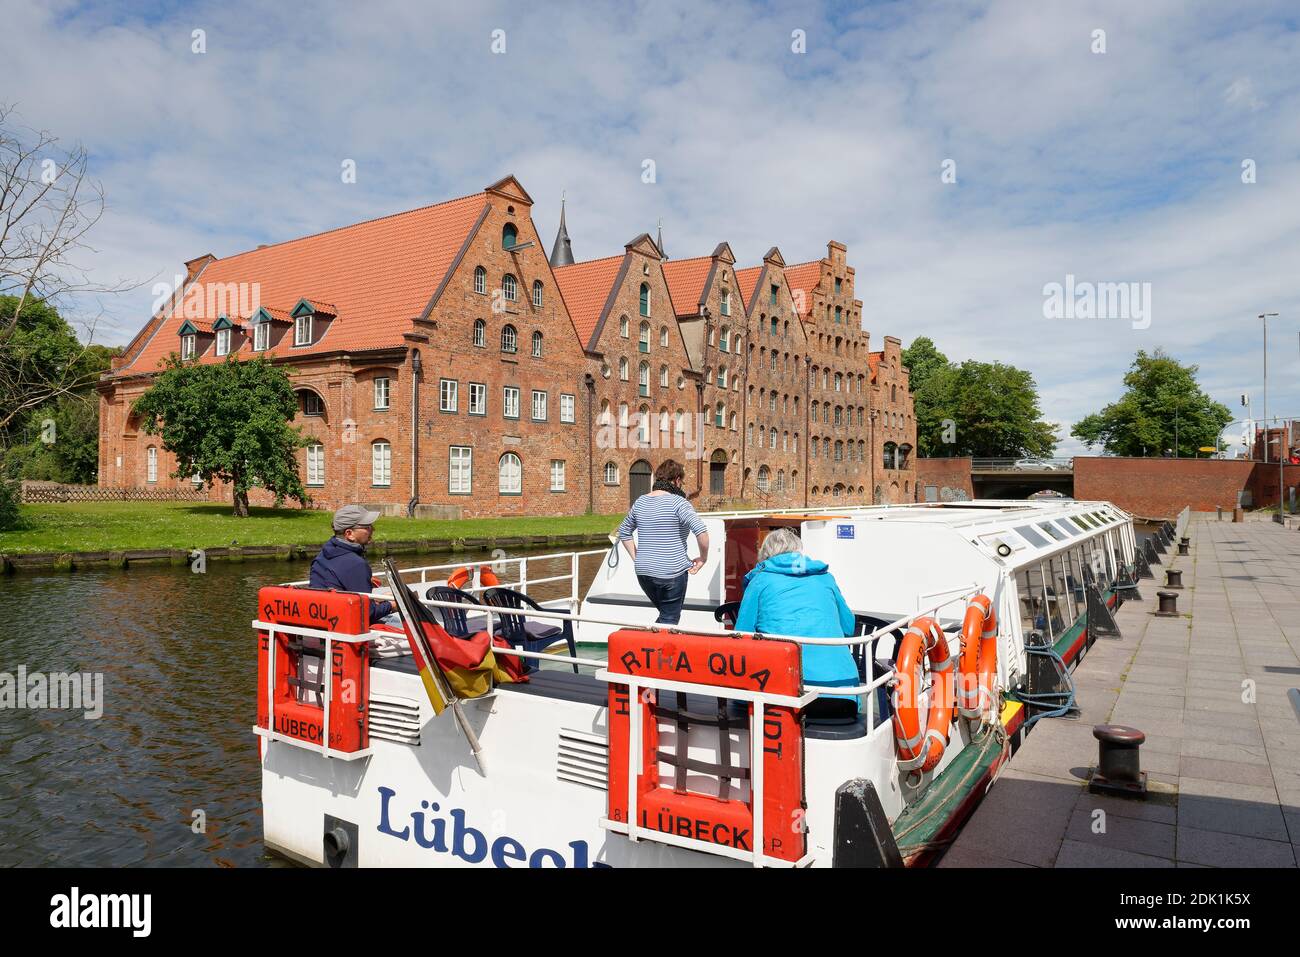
[98,175,917,516]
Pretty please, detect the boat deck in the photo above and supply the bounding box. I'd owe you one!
[939,513,1300,868]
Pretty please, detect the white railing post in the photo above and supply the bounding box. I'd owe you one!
[519,557,528,595]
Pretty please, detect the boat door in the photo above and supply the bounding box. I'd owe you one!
[629,459,652,503]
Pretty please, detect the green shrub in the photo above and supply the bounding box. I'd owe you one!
[0,476,22,531]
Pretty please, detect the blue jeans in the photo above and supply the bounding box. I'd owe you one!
[637,572,690,625]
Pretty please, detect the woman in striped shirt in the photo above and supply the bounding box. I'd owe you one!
[616,459,710,625]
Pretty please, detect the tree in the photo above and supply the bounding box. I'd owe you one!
[902,336,1058,458]
[132,356,310,516]
[0,105,133,434]
[1072,349,1232,457]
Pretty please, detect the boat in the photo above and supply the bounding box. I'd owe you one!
[255,498,1143,867]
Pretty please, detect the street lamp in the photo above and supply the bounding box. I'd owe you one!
[1257,312,1279,463]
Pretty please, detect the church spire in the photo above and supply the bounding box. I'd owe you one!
[656,217,667,260]
[548,193,574,267]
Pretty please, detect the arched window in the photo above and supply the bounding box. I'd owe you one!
[660,364,669,388]
[717,366,727,388]
[675,409,686,434]
[531,330,543,357]
[604,462,620,485]
[757,466,771,493]
[719,325,730,352]
[532,280,543,307]
[730,412,737,431]
[898,444,912,469]
[474,266,486,294]
[660,325,669,347]
[659,408,670,433]
[502,274,517,301]
[599,400,611,426]
[639,283,650,316]
[473,318,486,347]
[639,321,650,352]
[498,452,522,493]
[835,440,844,461]
[715,402,725,428]
[146,446,158,483]
[883,442,897,470]
[747,422,754,445]
[502,223,518,249]
[769,428,777,449]
[619,357,629,381]
[619,403,629,427]
[638,361,650,396]
[721,290,731,317]
[776,470,785,493]
[501,324,517,353]
[620,316,629,338]
[792,433,799,454]
[637,405,651,445]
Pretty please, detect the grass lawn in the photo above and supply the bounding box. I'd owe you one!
[0,502,623,554]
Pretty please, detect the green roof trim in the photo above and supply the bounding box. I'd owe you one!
[212,315,236,331]
[177,320,201,336]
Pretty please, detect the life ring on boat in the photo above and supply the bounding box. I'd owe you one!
[957,594,998,721]
[892,616,955,773]
[447,565,502,590]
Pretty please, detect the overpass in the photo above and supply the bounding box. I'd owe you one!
[969,457,1074,498]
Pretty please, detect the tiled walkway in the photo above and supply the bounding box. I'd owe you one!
[940,514,1300,867]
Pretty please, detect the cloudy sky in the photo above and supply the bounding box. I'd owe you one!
[4,0,1298,454]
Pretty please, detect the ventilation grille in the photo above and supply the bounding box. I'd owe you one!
[369,692,421,746]
[557,728,607,791]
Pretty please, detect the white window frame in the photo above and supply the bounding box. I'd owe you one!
[531,331,543,357]
[371,441,392,487]
[295,314,312,346]
[498,452,522,494]
[604,462,619,485]
[468,382,487,415]
[560,393,575,423]
[215,327,231,356]
[531,389,548,421]
[503,386,520,419]
[146,446,158,483]
[449,446,472,494]
[254,322,270,352]
[473,319,486,348]
[439,378,458,413]
[549,459,566,492]
[374,377,390,410]
[181,334,196,360]
[502,274,517,302]
[307,443,325,486]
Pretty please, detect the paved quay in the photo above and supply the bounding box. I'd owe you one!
[940,513,1300,868]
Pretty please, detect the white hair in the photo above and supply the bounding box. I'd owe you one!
[758,528,802,563]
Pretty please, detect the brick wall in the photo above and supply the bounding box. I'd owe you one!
[914,457,974,502]
[1073,457,1257,516]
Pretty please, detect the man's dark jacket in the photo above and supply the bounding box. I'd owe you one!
[309,536,394,623]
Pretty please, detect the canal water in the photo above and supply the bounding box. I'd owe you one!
[0,549,605,867]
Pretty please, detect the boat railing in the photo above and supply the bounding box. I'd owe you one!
[403,583,984,733]
[283,548,610,612]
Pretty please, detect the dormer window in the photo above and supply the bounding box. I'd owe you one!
[254,321,270,351]
[215,327,231,356]
[295,314,312,346]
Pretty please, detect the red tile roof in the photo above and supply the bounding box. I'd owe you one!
[782,261,823,318]
[868,351,882,383]
[552,254,624,350]
[660,255,713,317]
[735,265,763,314]
[117,191,488,374]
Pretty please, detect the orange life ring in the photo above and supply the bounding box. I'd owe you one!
[448,565,500,590]
[957,594,998,721]
[478,565,500,587]
[447,566,471,590]
[892,616,955,773]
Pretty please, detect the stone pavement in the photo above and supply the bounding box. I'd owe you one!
[939,514,1300,867]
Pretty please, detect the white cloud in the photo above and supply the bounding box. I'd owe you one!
[2,0,1298,444]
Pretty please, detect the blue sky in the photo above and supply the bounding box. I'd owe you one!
[4,0,1299,454]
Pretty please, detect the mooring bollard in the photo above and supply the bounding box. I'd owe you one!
[1178,537,1190,556]
[1233,506,1244,523]
[1088,725,1148,798]
[1156,590,1179,616]
[1165,568,1183,589]
[1217,505,1223,521]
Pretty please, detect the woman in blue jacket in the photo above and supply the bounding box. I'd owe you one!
[734,528,860,711]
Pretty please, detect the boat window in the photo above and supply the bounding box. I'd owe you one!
[1038,521,1065,542]
[1017,566,1050,640]
[1066,548,1086,610]
[1015,524,1049,548]
[1044,557,1069,634]
[1055,519,1081,537]
[1072,515,1093,531]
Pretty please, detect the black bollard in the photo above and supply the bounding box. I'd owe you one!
[1178,538,1189,556]
[1088,725,1147,798]
[1155,591,1179,616]
[1165,568,1183,589]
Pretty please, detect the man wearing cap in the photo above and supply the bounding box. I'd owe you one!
[310,505,396,624]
